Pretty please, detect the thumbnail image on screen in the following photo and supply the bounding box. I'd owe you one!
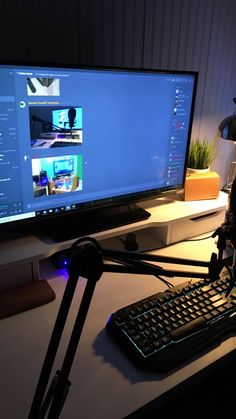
[32,155,83,197]
[29,106,83,149]
[27,77,60,96]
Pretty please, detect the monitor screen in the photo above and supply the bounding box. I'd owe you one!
[53,159,74,176]
[0,62,198,240]
[52,107,83,131]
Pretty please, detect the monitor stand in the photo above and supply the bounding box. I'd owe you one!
[36,204,151,243]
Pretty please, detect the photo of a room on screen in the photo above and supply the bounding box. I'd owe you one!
[32,154,83,197]
[27,77,60,96]
[29,105,83,149]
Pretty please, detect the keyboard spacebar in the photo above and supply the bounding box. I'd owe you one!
[170,316,207,341]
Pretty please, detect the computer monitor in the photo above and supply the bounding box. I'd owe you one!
[0,62,198,241]
[52,107,82,131]
[53,159,74,176]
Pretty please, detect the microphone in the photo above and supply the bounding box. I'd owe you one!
[68,108,76,130]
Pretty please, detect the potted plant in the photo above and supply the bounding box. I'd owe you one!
[185,138,219,201]
[187,139,215,172]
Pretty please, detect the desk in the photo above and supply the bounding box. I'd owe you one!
[0,234,236,419]
[49,175,81,194]
[32,135,82,149]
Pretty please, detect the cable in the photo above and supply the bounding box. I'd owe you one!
[154,275,173,288]
[184,234,214,242]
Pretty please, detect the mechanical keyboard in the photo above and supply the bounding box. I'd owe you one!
[106,275,236,373]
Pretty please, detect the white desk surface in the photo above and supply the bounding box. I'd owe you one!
[1,233,236,419]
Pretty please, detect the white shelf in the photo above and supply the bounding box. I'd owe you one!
[0,191,228,289]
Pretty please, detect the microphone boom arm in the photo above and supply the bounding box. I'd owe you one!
[28,234,225,418]
[31,115,64,135]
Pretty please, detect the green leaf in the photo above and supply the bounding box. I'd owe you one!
[187,139,215,169]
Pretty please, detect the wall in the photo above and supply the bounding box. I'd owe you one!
[1,0,236,184]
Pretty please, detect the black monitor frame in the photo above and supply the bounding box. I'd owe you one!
[0,61,198,241]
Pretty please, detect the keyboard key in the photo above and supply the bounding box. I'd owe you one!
[212,298,228,308]
[170,317,206,340]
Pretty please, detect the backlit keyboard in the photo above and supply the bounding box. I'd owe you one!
[106,275,236,372]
